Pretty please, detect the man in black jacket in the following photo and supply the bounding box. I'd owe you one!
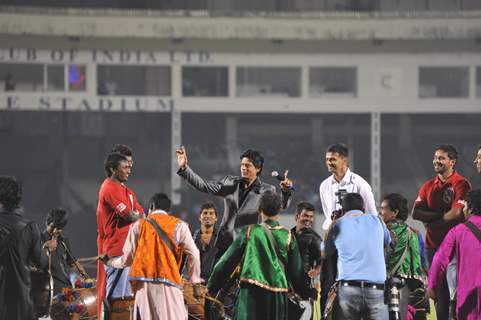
[192,202,220,281]
[0,176,50,320]
[291,201,322,319]
[176,146,293,250]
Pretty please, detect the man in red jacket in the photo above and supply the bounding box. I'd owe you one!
[96,152,144,317]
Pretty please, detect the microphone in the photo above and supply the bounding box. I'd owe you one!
[271,171,295,191]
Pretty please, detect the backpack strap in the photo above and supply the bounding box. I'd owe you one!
[464,221,481,243]
[146,217,178,261]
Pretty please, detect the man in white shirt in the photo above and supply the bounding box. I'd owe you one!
[319,143,377,230]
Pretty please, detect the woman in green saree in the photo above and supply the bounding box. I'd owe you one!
[381,193,428,320]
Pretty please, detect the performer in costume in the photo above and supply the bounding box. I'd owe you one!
[207,191,310,320]
[41,207,87,295]
[104,193,202,320]
[96,152,144,317]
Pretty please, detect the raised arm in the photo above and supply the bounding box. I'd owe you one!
[279,169,294,209]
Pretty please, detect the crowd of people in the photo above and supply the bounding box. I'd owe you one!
[0,142,480,320]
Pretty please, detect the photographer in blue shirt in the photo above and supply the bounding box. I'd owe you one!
[325,192,391,319]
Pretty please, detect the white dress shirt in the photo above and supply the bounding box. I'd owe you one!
[319,168,378,230]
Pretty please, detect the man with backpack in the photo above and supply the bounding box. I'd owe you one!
[428,189,481,319]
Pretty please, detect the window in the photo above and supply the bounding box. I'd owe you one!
[182,66,228,97]
[97,65,171,96]
[236,67,301,97]
[47,65,65,91]
[309,67,357,97]
[419,67,469,98]
[0,63,43,92]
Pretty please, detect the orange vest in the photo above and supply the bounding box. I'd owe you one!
[128,213,184,291]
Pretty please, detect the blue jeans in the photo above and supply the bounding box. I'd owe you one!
[336,283,388,320]
[104,265,132,298]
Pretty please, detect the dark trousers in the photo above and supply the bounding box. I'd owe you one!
[426,248,451,320]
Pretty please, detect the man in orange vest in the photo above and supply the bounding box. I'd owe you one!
[104,193,202,320]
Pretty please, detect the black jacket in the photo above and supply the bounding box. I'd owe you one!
[178,166,292,249]
[291,227,322,273]
[192,227,220,281]
[0,209,47,320]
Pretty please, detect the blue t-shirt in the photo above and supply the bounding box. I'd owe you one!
[325,210,391,283]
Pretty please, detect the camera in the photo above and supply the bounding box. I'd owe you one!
[387,277,405,320]
[331,189,348,220]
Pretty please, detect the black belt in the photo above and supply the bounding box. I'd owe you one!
[339,280,384,290]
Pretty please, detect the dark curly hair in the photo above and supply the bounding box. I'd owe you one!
[258,190,281,217]
[466,189,481,216]
[435,144,458,161]
[46,207,69,228]
[104,152,128,177]
[341,193,365,212]
[0,176,22,211]
[383,193,409,221]
[296,201,315,215]
[240,149,264,175]
[149,193,171,212]
[199,201,217,216]
[111,144,133,157]
[326,143,349,158]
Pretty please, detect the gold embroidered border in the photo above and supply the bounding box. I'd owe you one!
[240,277,288,293]
[263,224,291,249]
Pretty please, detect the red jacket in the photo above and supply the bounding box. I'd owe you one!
[96,178,144,315]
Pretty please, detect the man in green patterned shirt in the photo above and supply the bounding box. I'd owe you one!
[207,191,309,320]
